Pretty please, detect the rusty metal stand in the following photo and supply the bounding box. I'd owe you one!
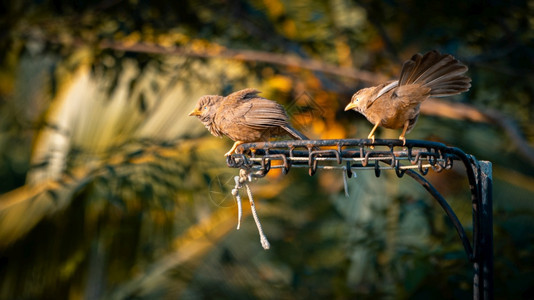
[226,139,493,300]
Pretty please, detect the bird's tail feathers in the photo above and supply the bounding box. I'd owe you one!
[282,125,309,140]
[399,50,471,97]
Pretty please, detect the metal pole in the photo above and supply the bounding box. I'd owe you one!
[481,161,494,299]
[473,161,493,300]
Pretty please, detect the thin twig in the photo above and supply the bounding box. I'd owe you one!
[245,183,270,250]
[231,169,270,250]
[232,176,243,230]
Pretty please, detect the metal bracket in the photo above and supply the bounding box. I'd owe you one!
[226,138,493,300]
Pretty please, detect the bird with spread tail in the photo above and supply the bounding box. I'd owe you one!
[189,88,309,156]
[344,50,471,144]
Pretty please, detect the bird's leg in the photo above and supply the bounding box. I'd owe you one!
[399,120,410,146]
[225,141,245,157]
[368,122,380,144]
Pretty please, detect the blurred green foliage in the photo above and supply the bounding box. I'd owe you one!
[0,0,533,299]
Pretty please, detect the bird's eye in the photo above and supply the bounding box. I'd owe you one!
[203,106,208,110]
[356,98,360,102]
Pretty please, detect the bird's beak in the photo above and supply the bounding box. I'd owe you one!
[188,109,201,117]
[344,102,357,111]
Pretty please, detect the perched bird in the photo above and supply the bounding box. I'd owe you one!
[189,88,309,156]
[344,50,471,144]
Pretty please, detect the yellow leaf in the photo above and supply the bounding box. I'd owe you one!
[283,20,297,38]
[263,0,285,18]
[266,75,293,93]
[321,122,346,139]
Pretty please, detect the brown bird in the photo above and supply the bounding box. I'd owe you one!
[189,88,309,156]
[344,50,471,144]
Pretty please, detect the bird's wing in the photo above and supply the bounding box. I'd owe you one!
[226,88,262,102]
[241,98,289,129]
[393,84,432,106]
[369,80,398,107]
[365,81,398,109]
[217,96,289,131]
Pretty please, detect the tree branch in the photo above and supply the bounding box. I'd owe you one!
[98,40,387,84]
[421,99,534,166]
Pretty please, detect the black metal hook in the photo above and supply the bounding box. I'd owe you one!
[346,161,353,178]
[394,159,406,178]
[374,160,381,177]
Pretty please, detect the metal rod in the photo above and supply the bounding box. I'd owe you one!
[405,170,473,259]
[441,148,481,260]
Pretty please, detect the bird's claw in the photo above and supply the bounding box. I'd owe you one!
[399,136,406,146]
[368,135,376,149]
